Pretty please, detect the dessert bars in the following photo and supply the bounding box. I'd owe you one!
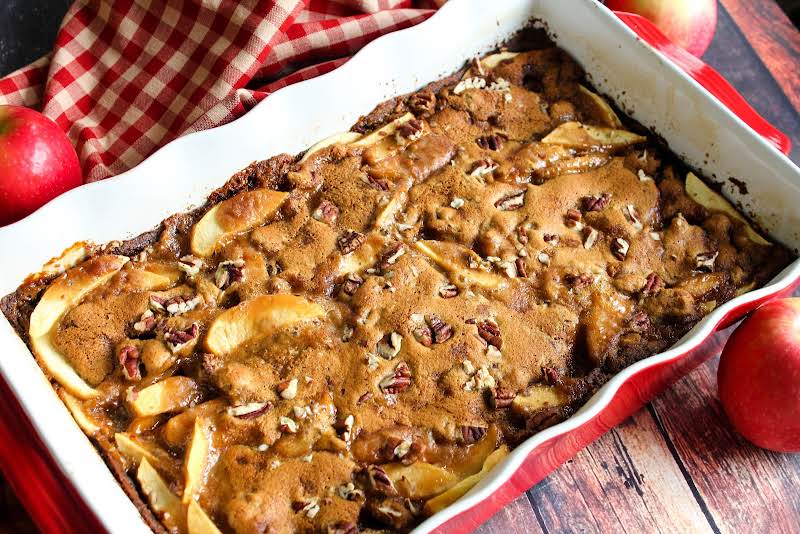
[1,38,791,534]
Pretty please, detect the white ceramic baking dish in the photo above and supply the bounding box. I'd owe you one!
[1,0,799,532]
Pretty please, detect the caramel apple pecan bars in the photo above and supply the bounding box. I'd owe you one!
[2,42,791,534]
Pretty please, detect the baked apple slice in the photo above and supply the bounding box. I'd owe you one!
[187,500,222,534]
[183,419,212,504]
[299,131,362,164]
[383,462,457,499]
[414,240,508,290]
[129,376,200,417]
[350,112,428,164]
[373,179,412,230]
[577,85,623,128]
[190,189,289,257]
[422,445,509,515]
[511,384,568,417]
[58,389,100,436]
[115,432,180,479]
[29,254,129,399]
[163,399,226,448]
[542,121,645,151]
[205,294,325,355]
[137,459,185,533]
[684,171,770,246]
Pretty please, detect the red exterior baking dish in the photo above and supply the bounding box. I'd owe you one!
[0,2,798,533]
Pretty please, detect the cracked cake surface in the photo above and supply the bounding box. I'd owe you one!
[1,36,793,534]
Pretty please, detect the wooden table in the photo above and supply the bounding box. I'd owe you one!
[0,1,798,532]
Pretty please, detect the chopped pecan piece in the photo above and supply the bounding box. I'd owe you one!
[515,257,529,278]
[476,134,504,151]
[564,273,593,289]
[460,425,488,444]
[695,251,718,272]
[132,310,157,335]
[340,273,364,296]
[453,76,486,95]
[583,227,599,249]
[477,319,502,349]
[495,191,526,211]
[525,406,566,432]
[215,259,245,290]
[279,416,299,433]
[177,255,203,277]
[411,323,433,347]
[118,345,141,381]
[366,174,391,191]
[397,118,423,141]
[469,158,498,177]
[312,199,339,225]
[426,314,453,343]
[357,392,373,405]
[163,323,199,353]
[611,237,629,260]
[338,230,366,255]
[381,243,406,269]
[376,332,403,360]
[363,465,397,495]
[631,311,651,332]
[408,91,436,115]
[438,284,458,298]
[328,521,359,534]
[227,402,272,419]
[293,498,320,519]
[565,208,583,229]
[488,387,516,409]
[277,378,299,400]
[151,294,201,316]
[517,225,530,244]
[581,193,611,212]
[379,362,412,394]
[543,233,559,245]
[624,204,644,231]
[641,272,663,295]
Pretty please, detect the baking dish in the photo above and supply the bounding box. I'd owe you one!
[1,0,799,532]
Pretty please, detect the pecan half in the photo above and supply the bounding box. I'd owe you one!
[611,237,629,260]
[460,425,488,445]
[477,319,502,349]
[495,191,526,211]
[488,387,516,409]
[215,259,245,290]
[641,272,663,296]
[426,314,453,344]
[408,91,436,115]
[379,362,412,394]
[118,345,141,381]
[312,199,339,225]
[411,323,433,347]
[163,323,199,353]
[476,134,504,151]
[581,193,611,212]
[338,230,366,255]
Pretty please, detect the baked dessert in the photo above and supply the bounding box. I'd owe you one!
[2,36,792,534]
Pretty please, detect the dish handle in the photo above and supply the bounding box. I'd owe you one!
[613,11,792,156]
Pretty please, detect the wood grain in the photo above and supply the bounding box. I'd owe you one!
[720,0,800,111]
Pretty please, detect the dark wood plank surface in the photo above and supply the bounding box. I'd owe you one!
[0,1,798,533]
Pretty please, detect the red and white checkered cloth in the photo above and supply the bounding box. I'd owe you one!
[0,0,444,183]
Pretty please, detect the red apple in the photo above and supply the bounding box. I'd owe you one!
[605,0,718,57]
[717,298,800,452]
[0,105,82,226]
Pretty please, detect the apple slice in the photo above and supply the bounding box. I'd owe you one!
[510,385,568,417]
[383,462,457,499]
[115,432,180,478]
[128,376,199,417]
[29,254,129,399]
[164,399,226,448]
[58,389,99,436]
[541,121,645,151]
[337,233,386,276]
[373,179,412,230]
[190,189,289,257]
[128,263,183,291]
[423,446,509,515]
[413,240,508,291]
[137,459,185,533]
[350,112,427,165]
[480,51,519,70]
[205,294,325,356]
[183,420,212,504]
[577,85,623,128]
[684,172,770,246]
[299,131,362,164]
[187,500,222,534]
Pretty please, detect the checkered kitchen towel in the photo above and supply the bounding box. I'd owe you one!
[0,0,444,183]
